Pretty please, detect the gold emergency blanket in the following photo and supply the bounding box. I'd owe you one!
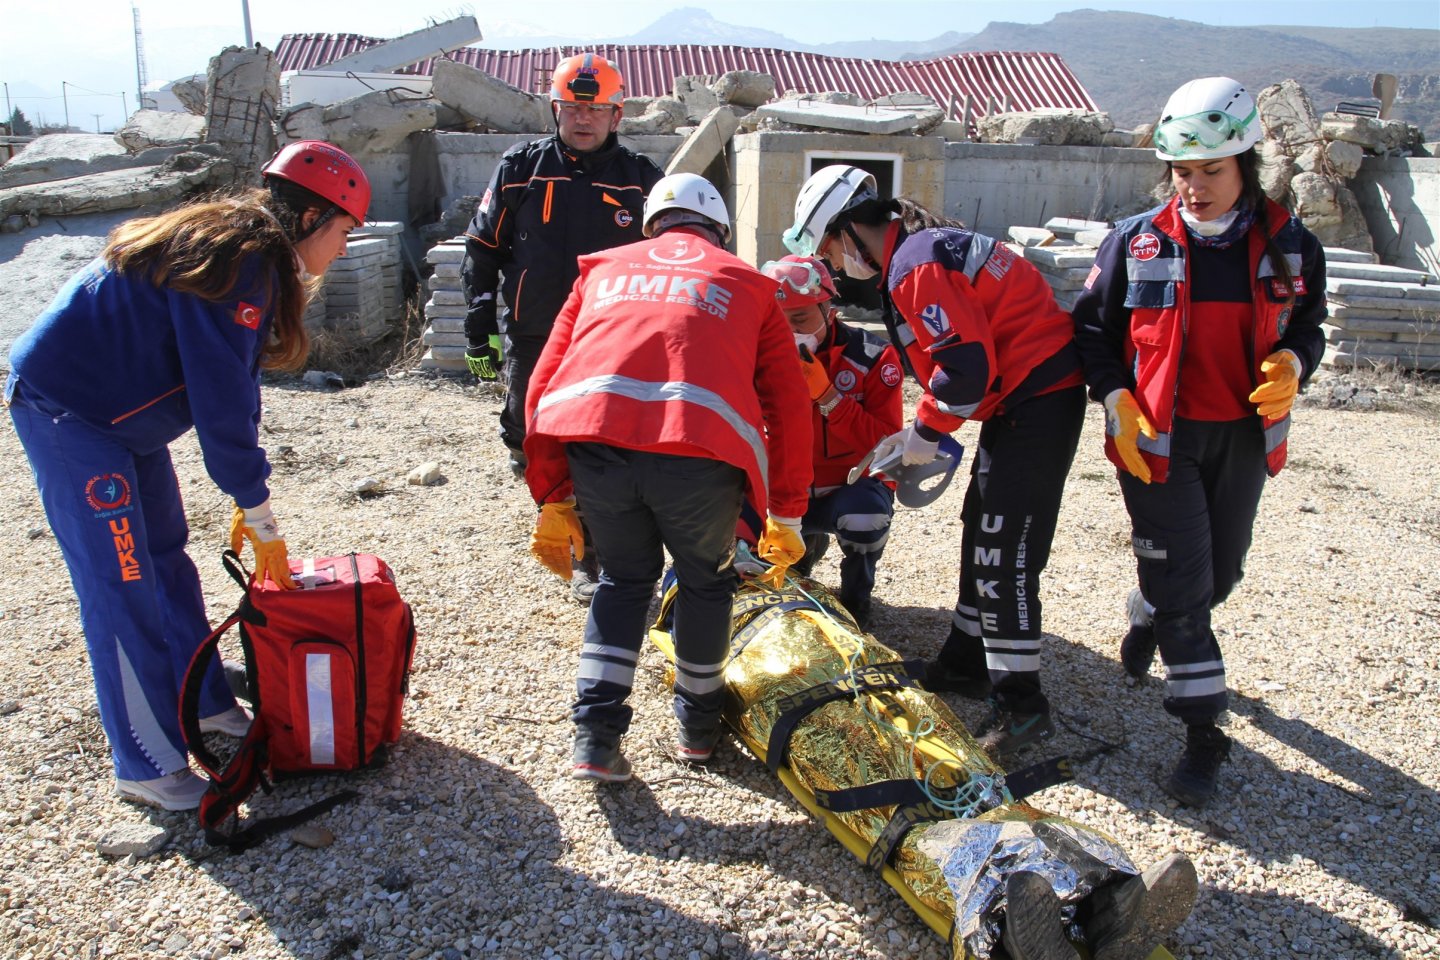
[649,576,1171,960]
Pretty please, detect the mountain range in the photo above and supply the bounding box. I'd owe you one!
[485,6,1440,138]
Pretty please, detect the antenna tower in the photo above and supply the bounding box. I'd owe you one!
[132,4,150,113]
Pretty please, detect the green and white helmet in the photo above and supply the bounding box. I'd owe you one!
[783,164,878,257]
[1153,76,1260,161]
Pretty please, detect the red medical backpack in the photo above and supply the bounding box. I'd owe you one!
[180,551,417,848]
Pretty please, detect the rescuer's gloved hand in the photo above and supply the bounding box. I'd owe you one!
[873,422,942,469]
[1103,388,1158,484]
[755,515,805,589]
[797,344,836,404]
[229,499,297,590]
[531,499,585,579]
[1248,349,1302,419]
[466,335,503,381]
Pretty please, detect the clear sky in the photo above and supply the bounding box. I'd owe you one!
[5,1,1437,133]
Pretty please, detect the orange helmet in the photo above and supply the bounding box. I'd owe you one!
[550,54,625,105]
[262,140,370,224]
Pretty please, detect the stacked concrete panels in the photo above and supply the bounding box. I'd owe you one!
[322,237,390,341]
[1322,249,1440,372]
[1015,242,1101,313]
[352,221,406,322]
[421,238,468,372]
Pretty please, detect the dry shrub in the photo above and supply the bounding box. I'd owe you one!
[305,297,427,381]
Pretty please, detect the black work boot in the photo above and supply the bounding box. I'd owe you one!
[1002,870,1080,960]
[1162,723,1231,807]
[1085,852,1198,960]
[792,534,829,578]
[1120,587,1157,678]
[976,699,1055,757]
[922,631,992,698]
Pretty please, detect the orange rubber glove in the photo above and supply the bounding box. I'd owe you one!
[755,515,805,590]
[797,345,836,404]
[229,500,297,589]
[531,499,584,579]
[1248,350,1302,419]
[1103,389,1158,485]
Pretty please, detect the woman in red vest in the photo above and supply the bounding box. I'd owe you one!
[1073,77,1327,807]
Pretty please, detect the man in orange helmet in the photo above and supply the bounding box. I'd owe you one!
[461,53,664,603]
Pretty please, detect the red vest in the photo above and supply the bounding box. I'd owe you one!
[523,229,813,518]
[1110,198,1302,483]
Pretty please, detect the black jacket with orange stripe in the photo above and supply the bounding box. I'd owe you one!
[461,132,664,347]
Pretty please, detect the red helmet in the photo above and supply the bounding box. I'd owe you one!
[262,140,370,224]
[550,54,625,105]
[761,255,837,309]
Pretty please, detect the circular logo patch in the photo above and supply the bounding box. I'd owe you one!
[1129,233,1161,261]
[85,473,132,511]
[615,209,634,228]
[835,369,857,391]
[880,363,901,387]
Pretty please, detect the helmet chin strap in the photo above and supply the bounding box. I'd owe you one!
[843,222,881,273]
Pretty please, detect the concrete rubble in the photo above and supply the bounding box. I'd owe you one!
[203,45,280,185]
[114,110,206,152]
[278,88,437,155]
[976,109,1114,147]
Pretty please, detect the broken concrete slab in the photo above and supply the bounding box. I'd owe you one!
[619,98,688,137]
[1044,217,1110,238]
[1320,112,1424,155]
[755,99,922,135]
[976,109,1113,146]
[171,76,208,116]
[432,59,552,134]
[115,110,205,153]
[1325,140,1365,179]
[323,15,481,73]
[278,89,437,155]
[664,106,741,176]
[674,76,721,123]
[1324,246,1379,264]
[1008,226,1055,247]
[713,71,776,109]
[0,153,235,220]
[873,92,946,136]
[204,45,280,182]
[0,135,128,187]
[1327,261,1436,284]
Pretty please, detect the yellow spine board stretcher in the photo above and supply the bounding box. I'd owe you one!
[648,577,1175,960]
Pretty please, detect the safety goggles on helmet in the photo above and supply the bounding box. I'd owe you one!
[1153,107,1257,159]
[761,257,835,307]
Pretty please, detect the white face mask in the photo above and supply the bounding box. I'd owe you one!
[1180,204,1240,237]
[839,232,878,280]
[794,331,821,353]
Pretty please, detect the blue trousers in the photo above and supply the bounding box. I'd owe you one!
[801,476,895,610]
[566,443,745,745]
[9,388,233,781]
[1119,416,1267,725]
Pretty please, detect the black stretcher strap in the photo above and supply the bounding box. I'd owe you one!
[765,660,921,773]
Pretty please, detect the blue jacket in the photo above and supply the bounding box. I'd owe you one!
[7,256,276,507]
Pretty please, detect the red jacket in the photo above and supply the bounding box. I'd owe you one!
[807,318,905,490]
[882,222,1083,435]
[1073,196,1327,483]
[523,228,813,518]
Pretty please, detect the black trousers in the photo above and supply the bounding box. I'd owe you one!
[938,386,1086,711]
[1119,416,1268,725]
[566,444,746,745]
[499,332,548,454]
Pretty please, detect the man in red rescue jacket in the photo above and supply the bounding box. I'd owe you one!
[759,255,904,630]
[523,174,813,782]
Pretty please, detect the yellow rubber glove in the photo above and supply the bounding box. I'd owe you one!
[229,500,297,589]
[797,345,836,404]
[755,515,805,590]
[1103,389,1158,485]
[1248,350,1302,419]
[531,499,584,580]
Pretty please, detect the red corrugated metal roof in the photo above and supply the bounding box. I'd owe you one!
[273,37,1098,120]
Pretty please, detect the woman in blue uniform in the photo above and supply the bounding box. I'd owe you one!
[6,141,370,811]
[1073,78,1326,807]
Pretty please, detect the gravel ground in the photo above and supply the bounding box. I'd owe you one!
[1,364,1438,960]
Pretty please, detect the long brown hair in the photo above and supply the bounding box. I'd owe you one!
[1162,150,1296,311]
[103,187,318,370]
[845,196,966,233]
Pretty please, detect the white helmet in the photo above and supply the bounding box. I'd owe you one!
[643,173,731,242]
[1153,76,1260,161]
[784,164,878,257]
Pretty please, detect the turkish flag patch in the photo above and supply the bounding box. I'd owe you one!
[234,302,262,329]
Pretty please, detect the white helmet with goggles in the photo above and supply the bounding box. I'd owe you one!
[1153,76,1260,161]
[643,173,731,242]
[783,164,878,257]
